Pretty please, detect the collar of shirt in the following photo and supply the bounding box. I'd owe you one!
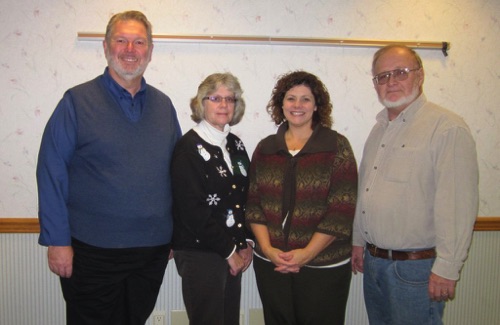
[101,67,147,122]
[193,120,233,175]
[193,119,230,147]
[263,122,335,156]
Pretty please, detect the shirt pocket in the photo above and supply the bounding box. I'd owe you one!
[383,146,416,183]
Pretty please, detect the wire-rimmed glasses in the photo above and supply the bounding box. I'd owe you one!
[372,67,420,85]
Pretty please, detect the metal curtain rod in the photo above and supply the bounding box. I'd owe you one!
[77,32,450,56]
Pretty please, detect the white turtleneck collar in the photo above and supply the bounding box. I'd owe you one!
[193,120,233,174]
[194,120,230,147]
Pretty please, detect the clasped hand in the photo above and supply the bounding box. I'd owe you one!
[265,247,313,274]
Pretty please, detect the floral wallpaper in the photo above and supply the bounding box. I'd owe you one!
[0,0,498,217]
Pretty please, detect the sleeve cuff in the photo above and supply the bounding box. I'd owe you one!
[225,245,237,260]
[431,257,463,281]
[352,230,367,247]
[246,239,255,248]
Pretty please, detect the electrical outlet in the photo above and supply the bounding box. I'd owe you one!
[152,311,165,325]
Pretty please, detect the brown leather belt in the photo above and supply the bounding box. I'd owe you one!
[367,243,436,260]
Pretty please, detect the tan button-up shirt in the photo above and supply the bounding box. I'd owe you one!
[353,94,479,280]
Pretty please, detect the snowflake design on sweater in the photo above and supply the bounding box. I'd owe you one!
[206,193,220,206]
[235,140,245,151]
[217,166,228,177]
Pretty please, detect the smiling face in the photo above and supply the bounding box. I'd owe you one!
[373,47,424,115]
[282,84,317,129]
[103,19,153,85]
[203,85,235,131]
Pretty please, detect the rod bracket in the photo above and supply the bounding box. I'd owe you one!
[442,42,449,57]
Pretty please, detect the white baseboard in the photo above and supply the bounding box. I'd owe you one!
[168,309,264,325]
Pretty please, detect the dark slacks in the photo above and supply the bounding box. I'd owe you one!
[253,257,351,325]
[174,250,242,325]
[60,239,170,325]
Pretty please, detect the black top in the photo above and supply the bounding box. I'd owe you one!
[171,129,253,258]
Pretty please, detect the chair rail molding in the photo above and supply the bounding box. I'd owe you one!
[0,217,498,233]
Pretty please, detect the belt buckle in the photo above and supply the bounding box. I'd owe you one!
[387,249,393,259]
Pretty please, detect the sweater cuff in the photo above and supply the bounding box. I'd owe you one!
[246,239,255,248]
[225,245,237,260]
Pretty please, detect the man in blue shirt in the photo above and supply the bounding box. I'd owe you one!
[36,10,181,324]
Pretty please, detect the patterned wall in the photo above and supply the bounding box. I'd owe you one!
[0,0,499,217]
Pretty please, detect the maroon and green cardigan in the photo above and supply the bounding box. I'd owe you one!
[246,123,358,266]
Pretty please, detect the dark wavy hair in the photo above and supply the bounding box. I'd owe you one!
[266,70,333,128]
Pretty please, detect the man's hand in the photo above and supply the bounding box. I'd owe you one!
[428,272,456,301]
[47,246,74,278]
[351,245,364,274]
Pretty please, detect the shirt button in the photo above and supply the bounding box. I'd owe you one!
[232,184,237,189]
[381,144,385,148]
[237,223,242,228]
[235,204,240,209]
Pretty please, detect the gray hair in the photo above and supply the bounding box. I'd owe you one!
[105,11,153,45]
[190,73,246,126]
[372,44,423,74]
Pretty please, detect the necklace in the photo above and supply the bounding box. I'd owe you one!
[285,129,311,151]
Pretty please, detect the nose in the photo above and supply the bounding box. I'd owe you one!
[386,73,398,85]
[219,98,229,107]
[126,41,135,51]
[294,99,304,107]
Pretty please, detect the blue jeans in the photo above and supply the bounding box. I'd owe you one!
[363,249,444,325]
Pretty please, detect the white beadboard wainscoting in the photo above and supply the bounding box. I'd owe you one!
[1,232,499,325]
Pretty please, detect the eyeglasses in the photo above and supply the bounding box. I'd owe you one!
[203,96,237,104]
[372,67,420,85]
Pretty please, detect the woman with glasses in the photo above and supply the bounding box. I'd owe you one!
[171,72,254,325]
[246,70,358,325]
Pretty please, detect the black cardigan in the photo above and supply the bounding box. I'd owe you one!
[171,129,253,258]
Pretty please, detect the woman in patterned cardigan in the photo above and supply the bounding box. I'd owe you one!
[246,71,358,325]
